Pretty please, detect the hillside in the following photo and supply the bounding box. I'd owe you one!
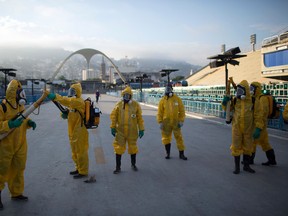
[0,47,201,80]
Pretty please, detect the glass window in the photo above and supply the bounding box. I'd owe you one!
[264,49,288,67]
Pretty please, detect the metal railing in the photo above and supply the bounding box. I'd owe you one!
[135,92,288,131]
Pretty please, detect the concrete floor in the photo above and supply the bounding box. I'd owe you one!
[1,94,288,216]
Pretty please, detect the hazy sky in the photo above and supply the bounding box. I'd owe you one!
[1,0,287,66]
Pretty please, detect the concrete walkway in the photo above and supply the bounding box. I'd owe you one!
[1,94,288,216]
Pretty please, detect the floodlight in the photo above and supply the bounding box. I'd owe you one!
[8,72,16,77]
[209,60,225,68]
[224,47,241,56]
[229,60,240,66]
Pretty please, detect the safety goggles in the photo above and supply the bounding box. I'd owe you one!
[165,86,173,94]
[16,88,26,100]
[123,93,131,101]
[67,88,76,97]
[236,85,246,97]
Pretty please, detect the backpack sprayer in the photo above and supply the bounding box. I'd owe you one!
[52,97,101,129]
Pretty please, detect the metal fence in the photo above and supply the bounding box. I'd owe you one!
[133,91,288,131]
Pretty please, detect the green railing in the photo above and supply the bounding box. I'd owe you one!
[135,92,288,131]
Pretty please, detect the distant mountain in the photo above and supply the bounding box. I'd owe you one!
[0,47,202,80]
[129,58,201,79]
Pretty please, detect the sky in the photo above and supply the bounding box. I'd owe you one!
[1,0,288,66]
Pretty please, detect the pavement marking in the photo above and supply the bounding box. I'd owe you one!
[269,134,288,141]
[94,147,106,164]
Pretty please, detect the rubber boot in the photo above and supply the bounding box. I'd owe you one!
[69,170,79,175]
[233,156,240,174]
[262,149,277,166]
[165,143,171,159]
[113,154,121,174]
[11,195,28,201]
[131,154,138,171]
[250,152,255,165]
[0,190,3,210]
[179,151,187,160]
[243,155,256,173]
[241,152,255,165]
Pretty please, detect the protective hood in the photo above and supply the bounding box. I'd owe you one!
[6,79,21,102]
[238,80,251,100]
[70,83,82,98]
[250,81,262,97]
[121,86,133,98]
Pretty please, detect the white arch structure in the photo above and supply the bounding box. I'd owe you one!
[50,48,126,82]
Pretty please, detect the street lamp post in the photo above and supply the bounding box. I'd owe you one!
[0,68,17,92]
[135,73,148,102]
[26,78,42,103]
[207,46,246,123]
[159,69,179,86]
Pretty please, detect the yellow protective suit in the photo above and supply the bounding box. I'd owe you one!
[283,103,288,122]
[110,87,144,155]
[156,93,186,150]
[0,80,32,197]
[251,82,272,152]
[229,80,262,156]
[54,83,89,175]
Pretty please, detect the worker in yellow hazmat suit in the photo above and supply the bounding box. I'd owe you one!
[0,80,36,210]
[283,103,288,123]
[222,80,262,174]
[110,86,144,174]
[157,85,187,160]
[250,82,277,166]
[47,83,89,179]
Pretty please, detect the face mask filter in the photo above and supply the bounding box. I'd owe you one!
[16,88,27,105]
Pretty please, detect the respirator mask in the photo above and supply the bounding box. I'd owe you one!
[16,88,27,105]
[165,86,173,97]
[236,85,246,100]
[123,93,131,103]
[67,88,76,97]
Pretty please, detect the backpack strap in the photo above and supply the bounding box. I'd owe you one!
[76,109,85,127]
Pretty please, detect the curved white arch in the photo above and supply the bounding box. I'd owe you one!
[50,48,126,82]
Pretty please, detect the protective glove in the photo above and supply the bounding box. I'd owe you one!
[27,120,37,130]
[47,93,56,100]
[8,118,23,129]
[61,112,68,119]
[138,130,144,138]
[178,122,184,128]
[159,123,164,130]
[253,128,261,139]
[111,128,116,137]
[222,96,231,106]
